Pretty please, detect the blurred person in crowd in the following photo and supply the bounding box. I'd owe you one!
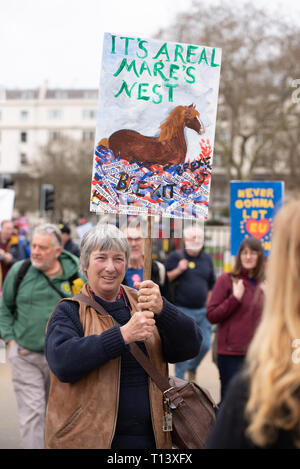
[44,223,201,449]
[13,212,31,236]
[122,224,171,299]
[12,224,30,259]
[0,223,84,449]
[206,237,265,403]
[206,199,300,448]
[0,220,23,286]
[59,223,80,257]
[165,224,216,381]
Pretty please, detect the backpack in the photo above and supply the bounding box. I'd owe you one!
[152,260,175,302]
[164,249,185,304]
[11,259,84,319]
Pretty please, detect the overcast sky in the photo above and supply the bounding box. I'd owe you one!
[1,0,300,90]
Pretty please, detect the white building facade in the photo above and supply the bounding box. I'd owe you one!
[0,84,98,175]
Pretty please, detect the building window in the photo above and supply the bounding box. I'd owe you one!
[49,131,61,141]
[83,90,98,99]
[82,130,95,141]
[55,91,68,99]
[20,110,29,120]
[48,109,62,119]
[20,153,28,165]
[20,131,27,143]
[219,129,230,143]
[213,153,222,167]
[21,91,35,99]
[82,109,97,120]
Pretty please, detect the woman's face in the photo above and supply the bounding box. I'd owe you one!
[86,249,126,301]
[240,246,259,271]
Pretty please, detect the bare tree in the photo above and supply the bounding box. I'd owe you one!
[156,1,300,183]
[33,136,94,221]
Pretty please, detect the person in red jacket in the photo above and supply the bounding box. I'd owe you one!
[207,237,265,403]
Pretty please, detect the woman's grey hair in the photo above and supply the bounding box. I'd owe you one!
[80,223,130,275]
[32,223,62,248]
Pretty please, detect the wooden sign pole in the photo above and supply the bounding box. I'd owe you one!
[143,215,153,281]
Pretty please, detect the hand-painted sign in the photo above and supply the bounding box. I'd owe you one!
[0,189,15,225]
[230,181,284,256]
[90,33,221,219]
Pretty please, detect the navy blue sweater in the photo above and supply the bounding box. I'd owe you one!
[45,294,202,449]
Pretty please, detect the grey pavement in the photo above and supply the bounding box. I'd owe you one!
[0,353,21,449]
[0,341,220,450]
[169,343,221,404]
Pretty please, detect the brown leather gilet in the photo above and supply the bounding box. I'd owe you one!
[44,283,172,449]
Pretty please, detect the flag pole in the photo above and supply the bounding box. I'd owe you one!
[143,215,153,281]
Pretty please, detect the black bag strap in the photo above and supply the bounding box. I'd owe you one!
[12,259,32,316]
[68,272,81,284]
[41,272,67,298]
[41,271,83,298]
[74,293,170,392]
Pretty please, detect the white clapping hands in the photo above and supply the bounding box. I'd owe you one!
[232,279,245,301]
[178,258,189,273]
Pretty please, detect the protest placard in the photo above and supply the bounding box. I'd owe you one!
[90,33,222,220]
[0,189,15,225]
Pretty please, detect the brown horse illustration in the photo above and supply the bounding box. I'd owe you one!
[98,104,205,166]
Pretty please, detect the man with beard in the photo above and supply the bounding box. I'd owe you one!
[165,225,216,381]
[122,224,170,299]
[0,223,84,449]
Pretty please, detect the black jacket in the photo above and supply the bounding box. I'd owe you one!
[63,239,80,257]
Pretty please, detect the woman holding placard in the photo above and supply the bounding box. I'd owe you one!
[206,237,265,402]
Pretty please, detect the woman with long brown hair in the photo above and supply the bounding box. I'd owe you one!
[206,199,300,448]
[207,237,265,402]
